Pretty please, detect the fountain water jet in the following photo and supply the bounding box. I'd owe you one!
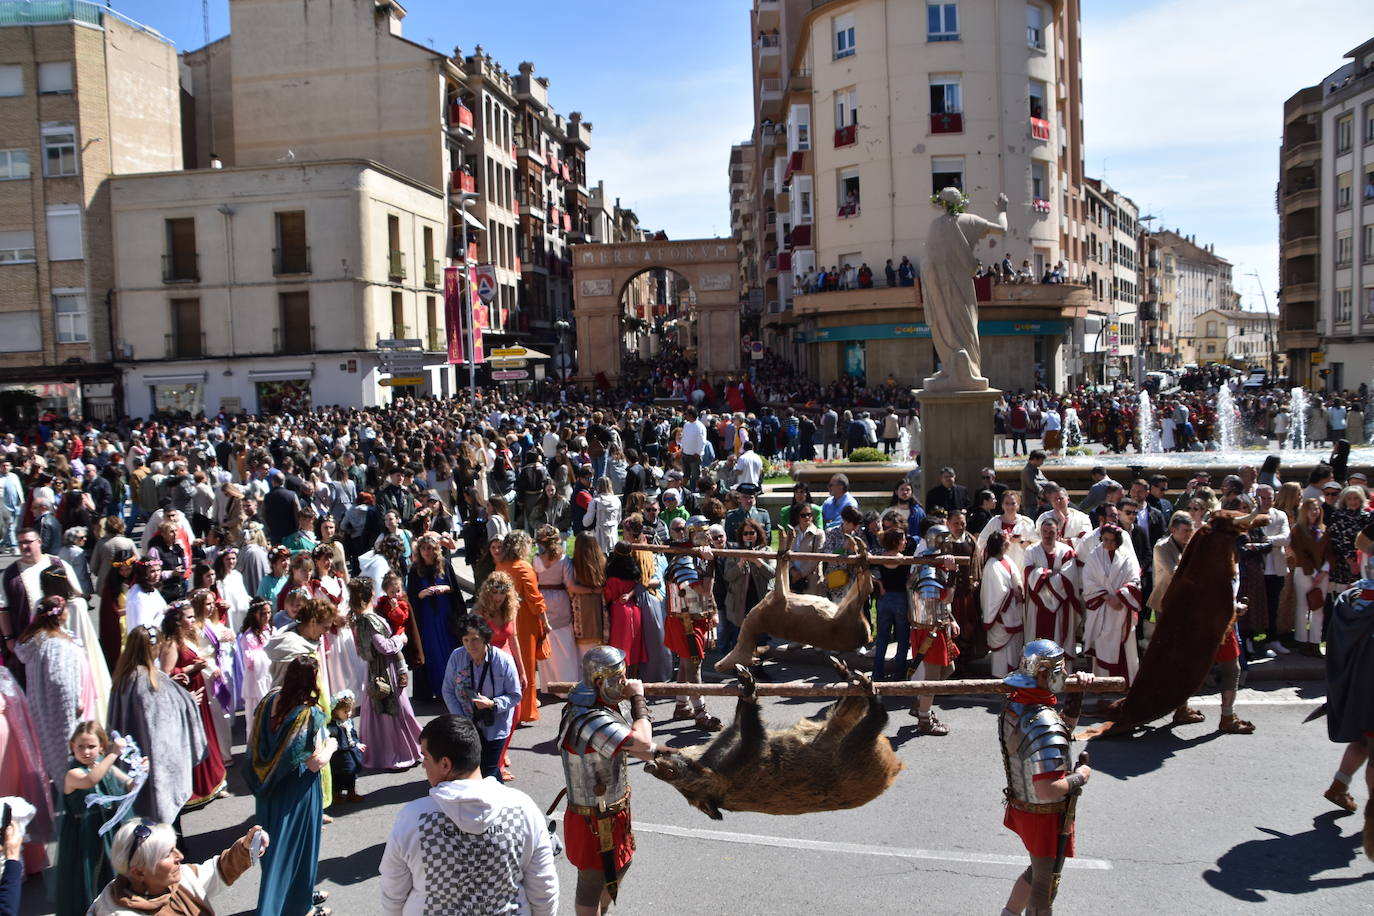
[1216,385,1239,451]
[1287,387,1308,450]
[1138,390,1161,454]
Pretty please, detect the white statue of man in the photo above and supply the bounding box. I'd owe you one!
[921,188,1009,392]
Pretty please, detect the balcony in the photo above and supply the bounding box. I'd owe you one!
[1283,233,1319,258]
[273,246,311,276]
[795,283,922,318]
[834,124,856,147]
[273,325,315,355]
[1281,281,1318,303]
[757,0,780,28]
[162,253,199,284]
[777,251,791,272]
[1283,138,1321,165]
[448,102,475,137]
[519,194,546,220]
[1032,198,1051,213]
[164,332,206,360]
[930,112,963,134]
[424,259,440,288]
[1029,117,1050,141]
[756,33,781,74]
[451,170,476,194]
[760,78,783,117]
[783,149,807,183]
[787,67,812,94]
[836,203,859,219]
[427,328,443,352]
[789,225,811,248]
[388,250,406,281]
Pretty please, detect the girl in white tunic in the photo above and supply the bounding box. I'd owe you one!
[980,530,1025,677]
[532,526,581,687]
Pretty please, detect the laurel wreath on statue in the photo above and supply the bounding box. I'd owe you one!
[930,191,970,216]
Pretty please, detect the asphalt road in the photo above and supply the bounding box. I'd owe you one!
[16,656,1368,916]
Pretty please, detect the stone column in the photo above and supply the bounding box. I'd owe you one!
[573,306,621,382]
[695,301,741,377]
[915,388,1000,496]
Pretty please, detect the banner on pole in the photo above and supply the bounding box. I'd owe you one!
[443,267,463,364]
[469,265,487,364]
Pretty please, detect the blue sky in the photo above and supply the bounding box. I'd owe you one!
[112,0,1374,313]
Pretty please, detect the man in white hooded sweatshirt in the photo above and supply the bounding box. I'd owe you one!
[380,715,558,916]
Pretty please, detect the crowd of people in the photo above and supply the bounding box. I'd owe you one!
[0,376,1369,914]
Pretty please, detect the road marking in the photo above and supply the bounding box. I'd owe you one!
[635,822,1113,870]
[1190,693,1323,706]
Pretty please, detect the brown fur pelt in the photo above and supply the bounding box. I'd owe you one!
[714,530,873,673]
[1078,509,1267,739]
[646,659,903,819]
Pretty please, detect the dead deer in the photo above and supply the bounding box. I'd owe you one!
[713,529,873,673]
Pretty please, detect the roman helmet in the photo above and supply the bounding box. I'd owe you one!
[1005,638,1068,692]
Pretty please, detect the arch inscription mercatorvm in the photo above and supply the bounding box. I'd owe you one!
[571,239,741,382]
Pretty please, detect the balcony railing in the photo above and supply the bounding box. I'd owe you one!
[837,203,859,219]
[1032,198,1051,213]
[834,124,856,147]
[448,102,474,134]
[451,170,476,194]
[424,259,440,288]
[162,253,199,283]
[427,329,443,351]
[273,325,315,355]
[388,250,406,280]
[930,112,963,134]
[273,246,311,276]
[164,332,206,360]
[1029,117,1050,141]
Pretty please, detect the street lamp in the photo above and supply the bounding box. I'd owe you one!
[455,192,479,399]
[554,318,570,381]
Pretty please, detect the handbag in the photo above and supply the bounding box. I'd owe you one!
[1305,587,1325,612]
[826,567,850,590]
[369,675,393,700]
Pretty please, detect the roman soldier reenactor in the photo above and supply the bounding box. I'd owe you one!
[932,507,981,662]
[558,646,658,914]
[665,515,722,731]
[1319,552,1374,860]
[906,524,960,734]
[999,639,1094,916]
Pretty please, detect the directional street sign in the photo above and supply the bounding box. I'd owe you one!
[381,376,425,386]
[491,359,528,369]
[492,347,527,358]
[377,338,423,349]
[492,369,529,381]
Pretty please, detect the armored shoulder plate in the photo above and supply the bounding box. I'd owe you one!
[560,703,632,759]
[1001,701,1072,804]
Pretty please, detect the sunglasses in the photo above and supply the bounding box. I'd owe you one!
[129,819,154,857]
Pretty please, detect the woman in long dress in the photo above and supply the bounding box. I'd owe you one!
[348,577,421,770]
[13,595,97,783]
[245,655,334,916]
[97,547,137,671]
[313,545,366,701]
[0,665,56,874]
[237,598,276,742]
[106,626,208,825]
[38,565,110,727]
[494,530,549,725]
[533,525,581,686]
[214,548,253,634]
[158,601,226,809]
[190,588,237,768]
[406,532,466,701]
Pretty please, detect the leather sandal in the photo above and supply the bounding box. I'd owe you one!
[1172,706,1206,725]
[671,702,693,720]
[917,713,949,736]
[1217,714,1256,734]
[1324,783,1358,813]
[694,712,724,732]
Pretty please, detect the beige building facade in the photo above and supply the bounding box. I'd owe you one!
[746,0,1090,390]
[0,1,179,421]
[111,160,453,415]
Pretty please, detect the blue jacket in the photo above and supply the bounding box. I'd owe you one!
[441,645,522,743]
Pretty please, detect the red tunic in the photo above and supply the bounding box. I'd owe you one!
[910,627,959,667]
[664,614,712,659]
[174,642,226,808]
[604,577,646,665]
[1003,776,1074,858]
[1214,625,1240,663]
[563,808,635,872]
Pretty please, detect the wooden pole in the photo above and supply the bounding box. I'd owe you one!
[545,677,1125,698]
[629,543,970,566]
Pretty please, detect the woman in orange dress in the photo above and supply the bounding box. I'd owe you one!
[494,530,549,724]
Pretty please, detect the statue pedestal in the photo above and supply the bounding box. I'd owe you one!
[915,387,1001,497]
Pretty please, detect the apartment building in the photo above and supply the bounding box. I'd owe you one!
[1138,228,1175,372]
[111,160,450,414]
[730,141,760,315]
[1278,36,1374,391]
[1150,229,1233,367]
[0,0,179,422]
[1080,177,1140,381]
[745,0,1092,390]
[1191,307,1272,368]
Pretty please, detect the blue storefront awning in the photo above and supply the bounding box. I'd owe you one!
[800,319,1066,343]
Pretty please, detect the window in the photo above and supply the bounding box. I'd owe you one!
[833,13,855,58]
[927,3,958,41]
[1337,171,1352,209]
[45,205,82,261]
[1336,232,1353,267]
[834,89,857,129]
[1364,224,1374,261]
[1336,115,1353,153]
[387,214,404,279]
[1031,161,1048,201]
[1206,320,1217,337]
[1027,4,1045,49]
[274,211,309,274]
[1205,344,1216,355]
[0,230,35,263]
[170,298,202,357]
[1029,80,1047,120]
[1365,286,1374,319]
[37,61,72,94]
[42,124,77,177]
[1336,288,1352,324]
[0,313,41,352]
[0,149,30,180]
[837,167,860,217]
[1365,169,1374,200]
[929,76,961,114]
[278,291,312,354]
[391,291,406,340]
[53,290,87,343]
[164,217,198,282]
[426,296,439,349]
[1365,103,1374,143]
[0,65,21,97]
[931,155,964,194]
[799,188,812,221]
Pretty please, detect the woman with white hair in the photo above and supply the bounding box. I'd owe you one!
[87,820,268,916]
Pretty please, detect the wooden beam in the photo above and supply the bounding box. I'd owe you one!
[629,543,970,566]
[545,677,1126,698]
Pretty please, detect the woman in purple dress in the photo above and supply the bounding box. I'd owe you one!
[348,577,420,770]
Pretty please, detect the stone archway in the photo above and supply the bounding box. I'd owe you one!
[571,239,739,382]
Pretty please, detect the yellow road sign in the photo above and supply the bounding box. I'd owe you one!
[492,347,527,358]
[381,376,425,387]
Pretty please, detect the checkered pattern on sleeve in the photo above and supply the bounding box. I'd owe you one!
[417,806,526,914]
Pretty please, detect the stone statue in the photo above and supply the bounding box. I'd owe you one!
[920,188,1008,392]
